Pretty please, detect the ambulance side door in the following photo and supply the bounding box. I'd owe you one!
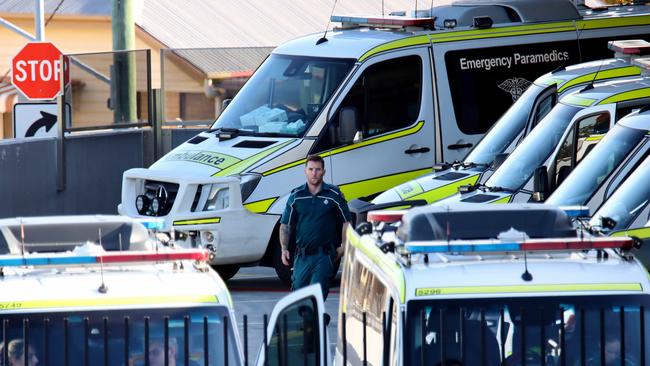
[256,284,329,366]
[312,47,435,201]
[433,32,578,162]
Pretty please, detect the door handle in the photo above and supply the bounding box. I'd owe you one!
[404,147,431,154]
[447,143,473,150]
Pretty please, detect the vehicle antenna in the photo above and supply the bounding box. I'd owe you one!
[521,234,533,282]
[316,0,338,45]
[415,0,418,18]
[382,0,385,17]
[98,228,108,293]
[573,20,585,62]
[584,59,606,91]
[118,233,123,252]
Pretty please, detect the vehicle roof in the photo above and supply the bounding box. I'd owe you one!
[535,58,641,93]
[402,250,649,301]
[560,76,650,107]
[272,2,650,60]
[618,106,650,130]
[0,260,230,313]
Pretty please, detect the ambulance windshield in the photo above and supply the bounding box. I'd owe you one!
[406,295,650,366]
[486,103,581,191]
[547,125,648,207]
[465,84,552,165]
[211,54,354,137]
[591,155,650,231]
[0,305,239,366]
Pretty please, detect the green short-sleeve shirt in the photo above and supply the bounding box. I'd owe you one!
[280,183,352,252]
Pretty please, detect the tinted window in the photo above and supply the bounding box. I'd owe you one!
[314,56,422,152]
[547,124,647,207]
[267,297,319,366]
[406,295,650,366]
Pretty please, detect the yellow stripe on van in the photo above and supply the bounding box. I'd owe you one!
[339,168,432,200]
[562,94,597,107]
[359,15,650,62]
[611,227,650,239]
[347,228,406,303]
[359,35,430,62]
[585,134,604,142]
[598,87,650,105]
[244,197,278,213]
[415,283,643,297]
[408,174,480,203]
[263,121,425,176]
[491,195,512,204]
[557,66,641,93]
[173,217,221,226]
[0,295,219,311]
[213,139,295,177]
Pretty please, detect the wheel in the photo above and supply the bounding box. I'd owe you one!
[212,264,240,281]
[272,242,293,287]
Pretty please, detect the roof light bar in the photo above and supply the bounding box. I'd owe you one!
[367,210,406,223]
[633,58,650,72]
[560,205,590,218]
[0,249,208,268]
[331,14,434,28]
[405,236,634,254]
[608,39,650,55]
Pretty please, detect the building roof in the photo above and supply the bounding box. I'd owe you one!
[0,0,112,17]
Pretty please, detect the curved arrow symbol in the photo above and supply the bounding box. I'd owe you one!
[25,111,57,137]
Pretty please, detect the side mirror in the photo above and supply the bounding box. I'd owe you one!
[492,153,509,170]
[222,98,232,110]
[532,166,549,202]
[600,216,617,230]
[338,107,359,144]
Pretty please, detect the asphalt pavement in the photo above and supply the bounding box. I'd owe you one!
[229,266,341,363]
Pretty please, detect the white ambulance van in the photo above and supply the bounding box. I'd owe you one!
[258,204,650,365]
[119,0,650,282]
[0,217,242,366]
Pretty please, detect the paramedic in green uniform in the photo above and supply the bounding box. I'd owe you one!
[280,155,351,300]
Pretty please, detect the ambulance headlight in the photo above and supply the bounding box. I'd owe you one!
[136,195,149,214]
[443,19,457,29]
[151,197,162,215]
[239,173,262,202]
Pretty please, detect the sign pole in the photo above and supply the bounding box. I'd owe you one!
[56,53,66,192]
[34,0,45,42]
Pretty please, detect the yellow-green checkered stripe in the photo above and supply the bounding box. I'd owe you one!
[415,283,643,296]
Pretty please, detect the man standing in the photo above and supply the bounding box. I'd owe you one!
[280,155,351,300]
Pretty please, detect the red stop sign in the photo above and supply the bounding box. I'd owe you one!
[12,42,69,100]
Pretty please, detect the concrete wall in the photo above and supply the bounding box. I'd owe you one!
[0,129,151,218]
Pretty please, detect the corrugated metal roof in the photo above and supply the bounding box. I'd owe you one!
[170,47,274,77]
[138,0,419,48]
[0,0,111,16]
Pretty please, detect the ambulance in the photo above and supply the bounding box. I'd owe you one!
[590,153,650,266]
[438,70,650,206]
[258,203,650,365]
[0,217,242,366]
[119,0,650,282]
[368,39,648,209]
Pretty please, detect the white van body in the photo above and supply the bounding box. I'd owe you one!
[119,0,650,281]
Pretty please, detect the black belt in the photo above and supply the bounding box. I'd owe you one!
[296,246,332,257]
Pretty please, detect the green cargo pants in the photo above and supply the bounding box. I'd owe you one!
[291,251,335,300]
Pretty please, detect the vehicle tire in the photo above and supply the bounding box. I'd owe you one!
[273,242,293,288]
[212,264,240,281]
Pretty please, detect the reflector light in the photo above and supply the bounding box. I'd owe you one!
[560,205,590,218]
[137,218,165,230]
[367,210,406,223]
[405,236,634,254]
[331,14,434,27]
[0,249,208,268]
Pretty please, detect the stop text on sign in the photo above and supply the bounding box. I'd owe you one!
[13,59,62,83]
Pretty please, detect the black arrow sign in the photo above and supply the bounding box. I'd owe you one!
[25,111,57,137]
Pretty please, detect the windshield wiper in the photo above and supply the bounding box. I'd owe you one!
[460,161,491,169]
[487,185,515,193]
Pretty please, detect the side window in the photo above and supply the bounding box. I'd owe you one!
[555,112,610,186]
[313,55,422,152]
[532,93,555,127]
[267,297,320,366]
